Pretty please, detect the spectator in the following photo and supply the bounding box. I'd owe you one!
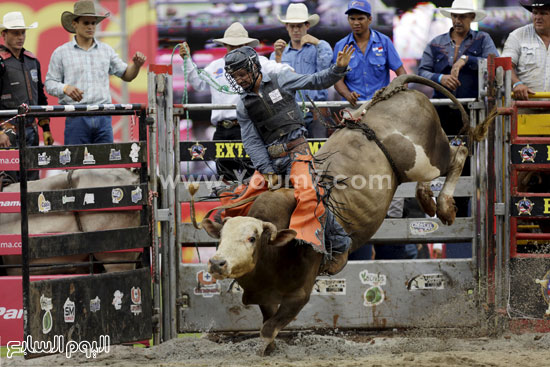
[418,0,498,135]
[418,0,497,258]
[179,22,293,182]
[45,0,146,145]
[0,11,53,182]
[502,0,550,100]
[333,0,406,106]
[271,3,332,138]
[331,0,410,260]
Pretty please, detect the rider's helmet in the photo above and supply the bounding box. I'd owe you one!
[224,46,261,94]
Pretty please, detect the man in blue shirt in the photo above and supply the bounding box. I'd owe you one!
[418,0,498,135]
[332,0,406,106]
[418,0,498,258]
[271,3,333,138]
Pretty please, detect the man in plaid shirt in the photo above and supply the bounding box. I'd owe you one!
[45,0,146,144]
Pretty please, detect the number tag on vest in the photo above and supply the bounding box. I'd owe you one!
[268,89,283,104]
[30,69,38,82]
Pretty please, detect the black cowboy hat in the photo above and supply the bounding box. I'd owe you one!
[521,0,550,12]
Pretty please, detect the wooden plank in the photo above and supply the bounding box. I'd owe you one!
[511,144,550,164]
[29,226,150,259]
[511,196,550,217]
[179,217,474,245]
[24,142,147,169]
[28,268,152,348]
[177,177,474,202]
[27,184,148,213]
[518,114,550,136]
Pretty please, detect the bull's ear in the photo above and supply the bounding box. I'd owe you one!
[269,229,297,247]
[202,218,223,239]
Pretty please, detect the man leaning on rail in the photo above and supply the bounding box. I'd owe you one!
[217,45,355,275]
[502,0,550,100]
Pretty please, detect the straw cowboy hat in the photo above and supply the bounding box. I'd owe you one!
[277,3,320,27]
[0,11,38,31]
[520,0,550,12]
[61,0,110,33]
[213,22,259,47]
[440,0,487,22]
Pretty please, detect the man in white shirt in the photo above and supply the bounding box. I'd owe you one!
[179,22,292,181]
[502,0,550,100]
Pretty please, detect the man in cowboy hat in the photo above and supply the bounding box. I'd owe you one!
[502,1,550,100]
[0,11,53,181]
[45,0,147,145]
[178,22,292,182]
[418,0,498,258]
[418,0,498,107]
[333,0,406,106]
[270,3,332,138]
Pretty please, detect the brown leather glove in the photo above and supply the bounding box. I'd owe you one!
[38,118,54,145]
[262,173,279,190]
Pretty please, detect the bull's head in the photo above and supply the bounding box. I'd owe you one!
[202,216,296,280]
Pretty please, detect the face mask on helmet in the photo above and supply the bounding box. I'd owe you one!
[224,46,261,94]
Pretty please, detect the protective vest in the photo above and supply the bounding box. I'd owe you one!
[0,46,39,113]
[243,73,305,144]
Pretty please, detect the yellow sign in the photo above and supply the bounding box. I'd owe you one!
[215,143,248,158]
[545,198,550,214]
[214,141,325,158]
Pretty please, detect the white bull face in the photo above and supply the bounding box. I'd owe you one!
[202,217,296,280]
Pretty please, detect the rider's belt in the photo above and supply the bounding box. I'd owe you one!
[219,119,239,129]
[267,136,307,159]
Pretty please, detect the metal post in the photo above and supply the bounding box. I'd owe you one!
[119,0,130,141]
[165,72,178,340]
[17,108,30,350]
[494,68,504,320]
[173,111,183,337]
[147,68,161,345]
[155,71,171,341]
[485,54,497,328]
[502,68,513,321]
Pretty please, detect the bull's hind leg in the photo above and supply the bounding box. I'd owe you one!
[416,182,436,217]
[436,145,469,225]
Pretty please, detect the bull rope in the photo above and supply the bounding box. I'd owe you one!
[306,96,406,185]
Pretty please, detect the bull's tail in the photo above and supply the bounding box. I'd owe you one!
[472,107,498,142]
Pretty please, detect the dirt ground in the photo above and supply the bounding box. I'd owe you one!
[4,330,550,367]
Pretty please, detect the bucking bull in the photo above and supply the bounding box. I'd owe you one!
[190,75,496,355]
[0,168,141,275]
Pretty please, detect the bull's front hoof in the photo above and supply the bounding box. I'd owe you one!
[258,340,275,356]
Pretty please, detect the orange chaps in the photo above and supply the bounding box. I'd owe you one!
[220,152,327,253]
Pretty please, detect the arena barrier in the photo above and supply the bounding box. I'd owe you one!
[488,56,550,333]
[0,104,154,352]
[148,64,490,335]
